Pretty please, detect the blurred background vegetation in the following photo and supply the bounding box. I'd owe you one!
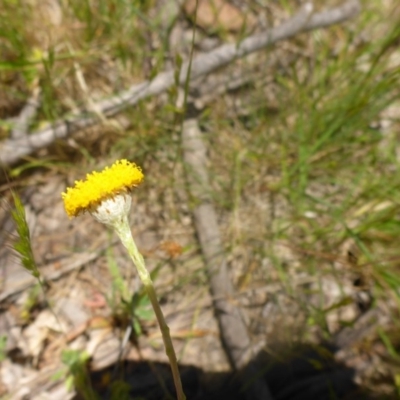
[1,0,400,398]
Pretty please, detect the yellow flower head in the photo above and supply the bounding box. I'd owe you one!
[62,159,144,218]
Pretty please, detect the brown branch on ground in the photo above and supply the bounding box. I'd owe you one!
[334,307,389,351]
[181,116,274,400]
[0,252,98,303]
[0,240,114,303]
[0,0,361,166]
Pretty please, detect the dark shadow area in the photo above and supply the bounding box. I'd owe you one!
[75,343,371,400]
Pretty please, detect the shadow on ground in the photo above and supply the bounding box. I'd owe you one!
[75,344,371,400]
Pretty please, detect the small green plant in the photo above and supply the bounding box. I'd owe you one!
[110,380,131,400]
[106,246,130,307]
[130,291,153,337]
[9,191,63,327]
[0,335,7,362]
[106,246,163,337]
[20,284,41,323]
[62,349,97,400]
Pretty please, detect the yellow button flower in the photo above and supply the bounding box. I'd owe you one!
[61,158,185,399]
[62,159,144,218]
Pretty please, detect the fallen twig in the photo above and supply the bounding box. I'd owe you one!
[181,117,275,400]
[0,0,361,166]
[0,247,110,303]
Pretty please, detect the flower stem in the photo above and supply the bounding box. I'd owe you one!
[114,216,186,400]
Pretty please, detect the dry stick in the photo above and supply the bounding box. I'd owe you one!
[333,307,388,351]
[181,118,274,400]
[0,244,111,302]
[0,0,361,166]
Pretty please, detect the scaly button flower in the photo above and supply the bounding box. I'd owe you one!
[61,159,186,400]
[62,159,144,219]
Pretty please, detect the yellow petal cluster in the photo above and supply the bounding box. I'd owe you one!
[62,159,144,218]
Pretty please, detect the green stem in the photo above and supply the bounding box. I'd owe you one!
[114,216,186,400]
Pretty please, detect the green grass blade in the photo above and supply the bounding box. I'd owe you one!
[10,191,40,279]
